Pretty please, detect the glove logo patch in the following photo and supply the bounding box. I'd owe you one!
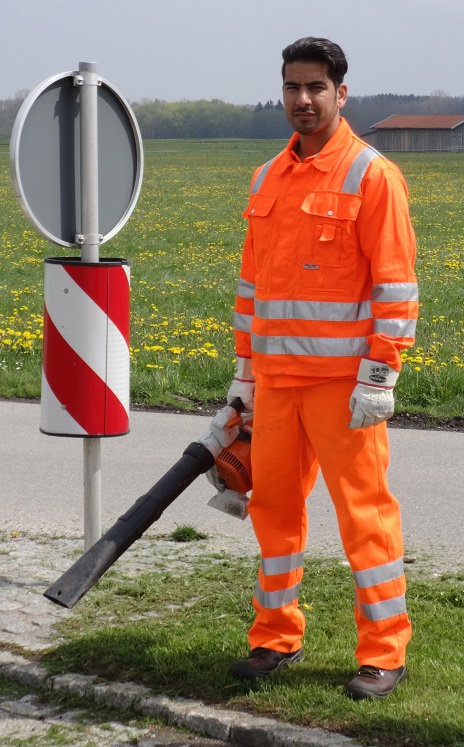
[368,365,390,384]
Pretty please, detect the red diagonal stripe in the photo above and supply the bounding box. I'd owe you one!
[107,265,130,344]
[63,263,130,343]
[43,308,128,436]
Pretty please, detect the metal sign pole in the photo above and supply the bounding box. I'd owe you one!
[76,61,102,550]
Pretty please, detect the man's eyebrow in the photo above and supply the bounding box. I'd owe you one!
[283,79,327,87]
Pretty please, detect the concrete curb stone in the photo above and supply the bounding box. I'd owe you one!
[0,651,373,747]
[51,671,100,699]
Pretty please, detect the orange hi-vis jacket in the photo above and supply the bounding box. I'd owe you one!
[233,118,419,383]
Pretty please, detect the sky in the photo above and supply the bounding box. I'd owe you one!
[2,0,464,105]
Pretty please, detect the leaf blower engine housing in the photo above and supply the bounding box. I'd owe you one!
[205,416,252,519]
[215,420,252,494]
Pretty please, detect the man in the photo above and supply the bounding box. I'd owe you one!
[213,37,418,700]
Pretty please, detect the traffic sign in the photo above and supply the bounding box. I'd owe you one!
[10,70,143,247]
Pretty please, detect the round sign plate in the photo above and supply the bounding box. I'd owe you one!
[10,71,144,248]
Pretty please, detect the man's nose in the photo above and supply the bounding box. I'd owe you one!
[296,88,312,106]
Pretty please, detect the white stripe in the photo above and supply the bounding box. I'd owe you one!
[233,311,253,333]
[372,282,419,303]
[44,264,129,409]
[254,581,300,609]
[107,322,130,413]
[357,594,407,622]
[255,299,372,322]
[122,263,131,286]
[40,372,87,436]
[261,552,304,576]
[250,157,277,195]
[354,558,404,589]
[374,318,417,338]
[342,147,380,193]
[252,334,370,357]
[237,278,256,299]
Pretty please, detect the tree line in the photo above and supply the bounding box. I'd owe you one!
[0,90,29,140]
[1,90,463,140]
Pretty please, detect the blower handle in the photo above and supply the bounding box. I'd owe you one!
[229,397,245,413]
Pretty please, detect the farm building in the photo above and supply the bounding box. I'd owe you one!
[362,114,464,152]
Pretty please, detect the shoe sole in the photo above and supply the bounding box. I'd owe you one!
[231,649,304,679]
[346,667,407,700]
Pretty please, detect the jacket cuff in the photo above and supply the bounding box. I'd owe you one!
[234,356,255,382]
[357,358,399,389]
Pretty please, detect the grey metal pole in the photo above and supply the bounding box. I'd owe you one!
[77,61,101,550]
[78,62,100,263]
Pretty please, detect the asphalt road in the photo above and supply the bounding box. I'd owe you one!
[2,400,463,574]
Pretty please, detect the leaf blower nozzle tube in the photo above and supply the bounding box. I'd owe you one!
[44,440,216,609]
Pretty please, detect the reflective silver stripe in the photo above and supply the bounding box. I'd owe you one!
[372,283,419,303]
[252,334,370,357]
[261,552,304,576]
[237,278,256,299]
[250,157,277,195]
[374,318,417,338]
[255,298,372,322]
[354,558,404,589]
[357,594,407,622]
[233,311,253,333]
[254,581,300,609]
[342,147,381,194]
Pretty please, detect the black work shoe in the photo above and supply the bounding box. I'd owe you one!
[345,665,406,700]
[230,647,304,679]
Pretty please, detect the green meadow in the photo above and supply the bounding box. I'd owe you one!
[0,141,463,417]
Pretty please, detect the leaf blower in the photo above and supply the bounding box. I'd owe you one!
[43,399,252,609]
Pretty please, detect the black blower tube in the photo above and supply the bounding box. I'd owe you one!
[44,441,215,609]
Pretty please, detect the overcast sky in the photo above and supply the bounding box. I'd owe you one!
[2,0,463,105]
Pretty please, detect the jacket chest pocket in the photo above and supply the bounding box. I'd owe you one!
[298,191,362,268]
[243,193,278,269]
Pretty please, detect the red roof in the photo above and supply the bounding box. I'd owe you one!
[371,114,464,130]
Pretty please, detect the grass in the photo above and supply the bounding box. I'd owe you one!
[168,524,208,542]
[0,141,463,416]
[42,547,464,747]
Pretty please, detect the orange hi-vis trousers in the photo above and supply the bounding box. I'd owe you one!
[248,378,412,669]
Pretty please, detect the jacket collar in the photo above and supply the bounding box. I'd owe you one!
[274,118,353,174]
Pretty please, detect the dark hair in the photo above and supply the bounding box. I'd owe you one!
[281,37,348,88]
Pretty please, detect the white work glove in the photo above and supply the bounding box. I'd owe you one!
[349,358,399,429]
[209,405,241,448]
[201,383,250,462]
[204,404,243,492]
[206,464,226,493]
[226,357,255,412]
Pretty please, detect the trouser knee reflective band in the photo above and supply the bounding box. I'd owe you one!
[247,380,411,668]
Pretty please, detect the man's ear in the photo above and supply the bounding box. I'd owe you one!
[337,84,348,110]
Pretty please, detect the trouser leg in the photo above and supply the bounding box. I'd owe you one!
[298,379,411,669]
[247,385,319,653]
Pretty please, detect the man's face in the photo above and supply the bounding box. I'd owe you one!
[282,60,347,142]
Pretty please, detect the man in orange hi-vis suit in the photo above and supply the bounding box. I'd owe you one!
[210,37,418,700]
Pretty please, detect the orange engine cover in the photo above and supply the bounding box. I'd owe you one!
[215,426,252,493]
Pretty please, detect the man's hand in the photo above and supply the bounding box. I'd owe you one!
[349,358,399,429]
[206,464,226,493]
[210,405,241,448]
[349,384,395,428]
[226,357,255,412]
